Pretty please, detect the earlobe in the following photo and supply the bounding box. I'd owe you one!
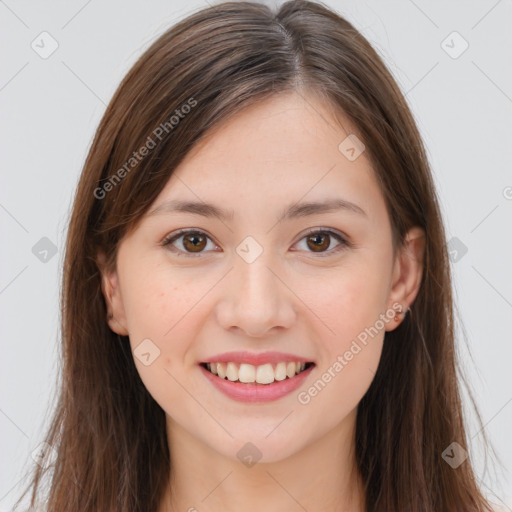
[386,226,426,330]
[97,252,129,336]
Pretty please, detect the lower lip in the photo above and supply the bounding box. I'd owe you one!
[199,363,315,403]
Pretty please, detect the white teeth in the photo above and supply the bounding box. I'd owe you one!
[275,362,287,381]
[238,363,255,383]
[256,363,275,384]
[205,361,310,384]
[226,362,238,381]
[217,362,226,379]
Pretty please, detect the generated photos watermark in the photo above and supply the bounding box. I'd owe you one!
[297,302,403,405]
[93,97,197,200]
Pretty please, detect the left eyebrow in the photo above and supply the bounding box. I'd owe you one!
[277,198,368,222]
[147,197,368,223]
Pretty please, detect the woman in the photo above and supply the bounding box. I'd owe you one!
[15,1,495,510]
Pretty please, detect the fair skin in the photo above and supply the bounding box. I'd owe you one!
[98,91,425,512]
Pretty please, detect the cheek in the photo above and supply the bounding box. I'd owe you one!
[122,267,207,364]
[306,263,390,346]
[307,340,383,423]
[298,262,388,408]
[121,254,191,332]
[120,272,199,409]
[122,276,169,335]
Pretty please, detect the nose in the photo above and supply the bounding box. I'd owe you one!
[215,252,296,338]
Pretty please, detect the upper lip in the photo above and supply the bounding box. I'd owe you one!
[200,351,314,366]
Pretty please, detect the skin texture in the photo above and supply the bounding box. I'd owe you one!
[98,91,425,512]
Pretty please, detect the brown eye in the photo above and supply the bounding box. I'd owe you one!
[182,232,207,252]
[294,229,349,256]
[162,229,216,257]
[306,232,331,252]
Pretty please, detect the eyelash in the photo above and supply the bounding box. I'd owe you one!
[160,228,351,258]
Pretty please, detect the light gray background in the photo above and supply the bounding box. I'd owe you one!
[1,0,511,510]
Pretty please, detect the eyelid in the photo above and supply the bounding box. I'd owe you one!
[160,227,351,257]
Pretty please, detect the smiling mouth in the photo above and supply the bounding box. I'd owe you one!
[200,361,315,385]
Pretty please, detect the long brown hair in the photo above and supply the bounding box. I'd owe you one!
[14,1,494,510]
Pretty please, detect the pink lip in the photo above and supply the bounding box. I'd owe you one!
[199,363,315,403]
[200,351,313,366]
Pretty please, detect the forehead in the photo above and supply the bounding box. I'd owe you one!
[152,91,386,224]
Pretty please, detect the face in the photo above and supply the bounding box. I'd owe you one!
[99,91,424,464]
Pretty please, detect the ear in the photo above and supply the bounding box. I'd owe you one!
[96,251,129,336]
[385,226,426,331]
